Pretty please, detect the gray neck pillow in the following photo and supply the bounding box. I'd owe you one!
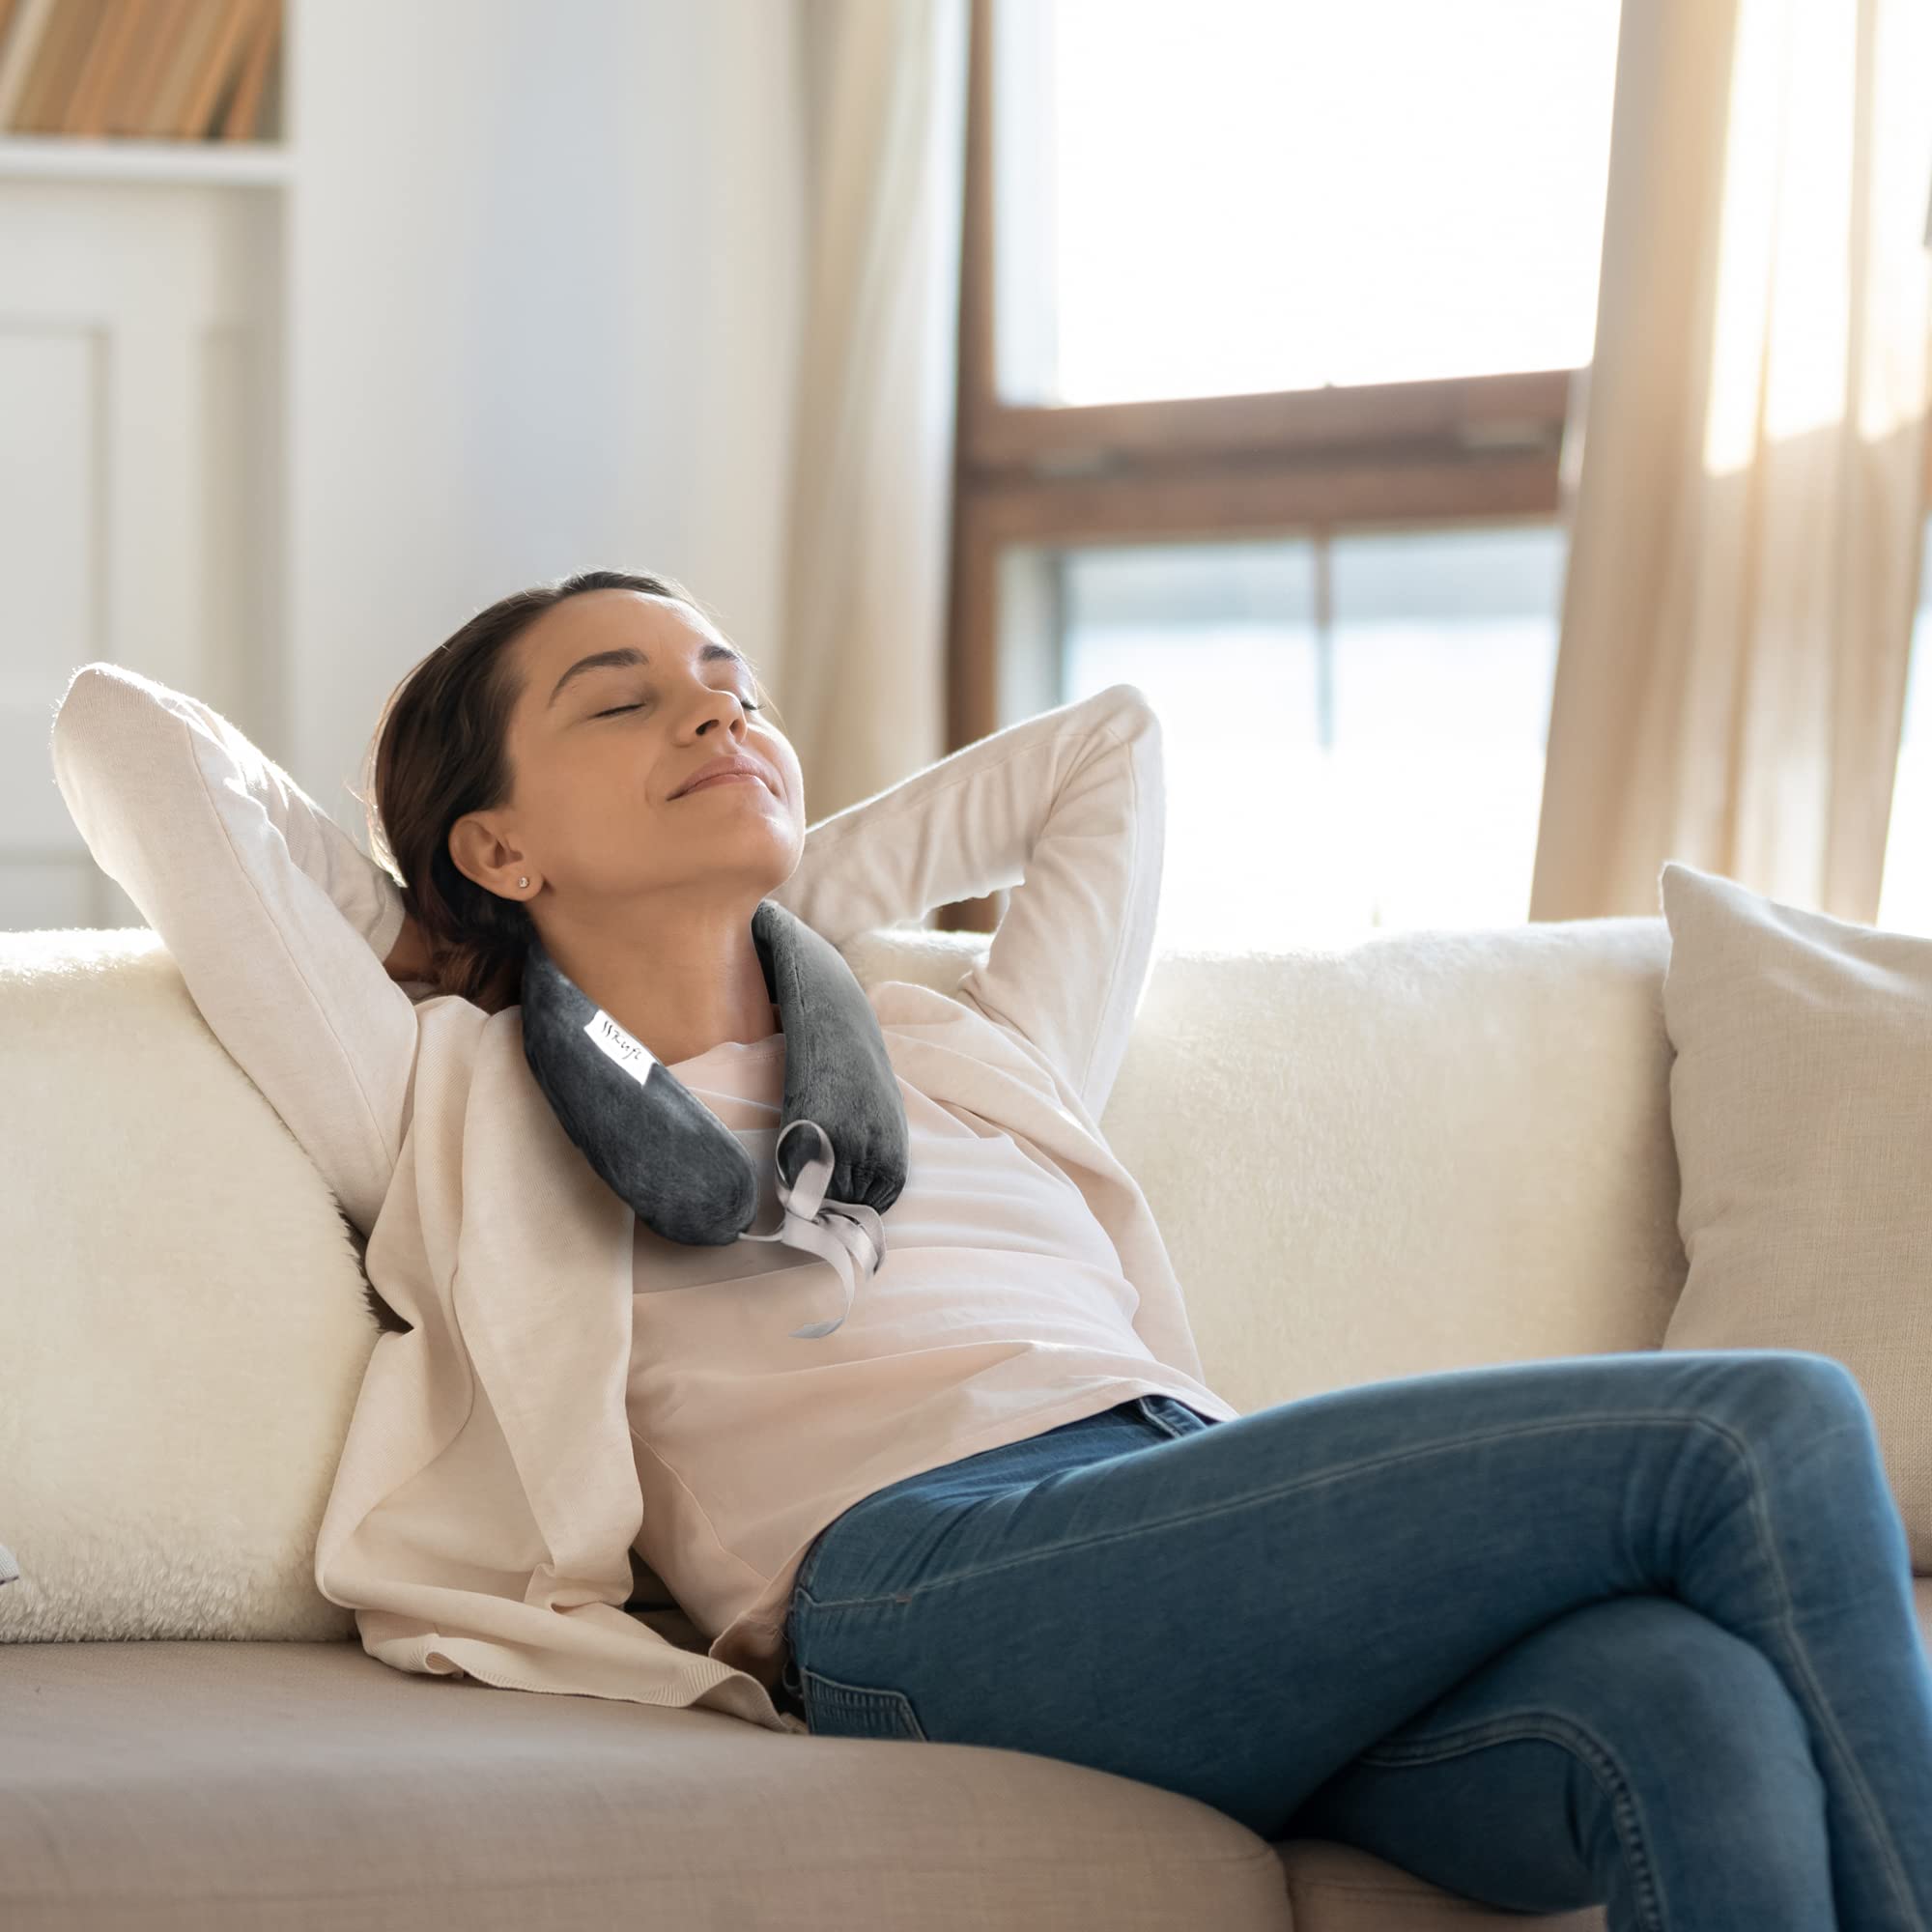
[519,898,908,1338]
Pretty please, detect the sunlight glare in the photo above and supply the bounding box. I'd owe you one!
[1046,0,1622,404]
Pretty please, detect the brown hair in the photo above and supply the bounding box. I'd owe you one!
[355,568,781,1015]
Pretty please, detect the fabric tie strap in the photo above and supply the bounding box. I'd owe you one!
[736,1119,888,1337]
[519,899,909,1340]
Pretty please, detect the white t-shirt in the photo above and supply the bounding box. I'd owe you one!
[633,1025,1234,1693]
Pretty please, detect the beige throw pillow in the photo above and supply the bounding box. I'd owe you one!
[1658,859,1932,1572]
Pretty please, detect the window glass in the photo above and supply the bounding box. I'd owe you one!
[1053,523,1566,950]
[999,0,1624,405]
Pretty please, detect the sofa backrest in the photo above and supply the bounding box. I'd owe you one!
[855,914,1689,1420]
[1,914,1688,1641]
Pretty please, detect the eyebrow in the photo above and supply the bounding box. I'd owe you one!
[547,640,749,711]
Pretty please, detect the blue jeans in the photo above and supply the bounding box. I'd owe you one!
[781,1350,1932,1932]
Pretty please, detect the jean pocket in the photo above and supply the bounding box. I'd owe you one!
[799,1665,930,1741]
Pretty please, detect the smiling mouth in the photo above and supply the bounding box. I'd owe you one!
[678,772,768,797]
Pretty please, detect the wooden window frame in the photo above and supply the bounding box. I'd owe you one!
[934,0,1586,934]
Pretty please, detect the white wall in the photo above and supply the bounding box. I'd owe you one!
[283,0,807,839]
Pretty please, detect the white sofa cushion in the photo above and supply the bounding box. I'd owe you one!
[1658,860,1932,1569]
[1105,917,1687,1418]
[0,929,377,1643]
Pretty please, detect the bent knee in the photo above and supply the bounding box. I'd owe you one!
[1525,1599,1820,1802]
[1375,1596,1820,1802]
[1706,1349,1869,1426]
[1690,1350,1880,1476]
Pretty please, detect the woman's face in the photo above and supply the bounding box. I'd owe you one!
[454,587,805,919]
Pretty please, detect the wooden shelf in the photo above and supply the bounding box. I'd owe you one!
[0,134,291,186]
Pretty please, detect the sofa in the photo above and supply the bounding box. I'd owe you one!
[5,892,1928,1931]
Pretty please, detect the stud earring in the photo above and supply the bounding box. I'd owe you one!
[518,876,528,890]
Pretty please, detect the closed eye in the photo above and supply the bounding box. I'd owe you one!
[595,700,761,718]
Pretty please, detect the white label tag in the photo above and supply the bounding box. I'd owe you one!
[584,1009,659,1087]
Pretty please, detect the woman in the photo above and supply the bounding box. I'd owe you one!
[59,568,1932,1930]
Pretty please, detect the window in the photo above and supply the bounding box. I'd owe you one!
[937,0,1623,950]
[1002,0,1622,407]
[1018,523,1565,952]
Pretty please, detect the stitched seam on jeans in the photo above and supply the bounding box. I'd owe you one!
[1356,1401,1918,1931]
[856,1412,1722,1601]
[1136,1398,1186,1439]
[1355,1713,1667,1932]
[799,1667,927,1741]
[821,1385,1929,1918]
[1379,1719,1666,1928]
[793,1393,1185,1609]
[793,1390,1922,1920]
[1707,1413,1924,1928]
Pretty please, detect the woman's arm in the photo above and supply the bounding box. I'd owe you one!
[767,683,1166,1122]
[49,664,419,1238]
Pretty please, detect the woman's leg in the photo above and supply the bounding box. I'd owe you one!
[1285,1592,1834,1930]
[784,1352,1932,1930]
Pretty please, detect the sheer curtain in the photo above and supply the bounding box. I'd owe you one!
[776,0,970,823]
[1530,0,1932,924]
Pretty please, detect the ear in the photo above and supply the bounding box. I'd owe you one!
[447,809,530,898]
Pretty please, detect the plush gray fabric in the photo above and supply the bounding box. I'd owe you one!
[518,897,909,1246]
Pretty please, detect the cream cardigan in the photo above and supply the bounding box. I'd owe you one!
[48,665,1228,1735]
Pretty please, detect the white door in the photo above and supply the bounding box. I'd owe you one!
[0,175,283,933]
